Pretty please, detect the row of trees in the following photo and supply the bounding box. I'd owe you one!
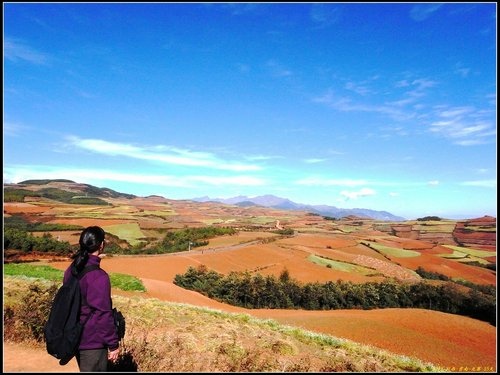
[4,228,73,254]
[174,265,496,326]
[157,226,237,253]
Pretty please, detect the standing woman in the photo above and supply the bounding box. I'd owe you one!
[64,226,120,371]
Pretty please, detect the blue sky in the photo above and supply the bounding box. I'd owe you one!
[3,2,497,220]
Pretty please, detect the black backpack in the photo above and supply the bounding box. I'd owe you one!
[44,264,100,365]
[112,307,126,340]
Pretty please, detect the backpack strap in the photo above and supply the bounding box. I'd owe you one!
[77,264,101,279]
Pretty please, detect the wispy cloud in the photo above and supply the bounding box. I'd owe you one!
[65,136,262,172]
[313,75,495,147]
[486,93,496,106]
[454,62,471,78]
[220,3,263,16]
[296,177,451,189]
[309,4,341,29]
[4,37,50,65]
[245,154,283,162]
[312,89,416,121]
[303,158,327,164]
[313,75,437,122]
[410,4,444,21]
[4,165,266,189]
[405,78,438,99]
[460,179,496,188]
[428,105,496,145]
[344,81,372,96]
[3,122,29,137]
[295,177,367,187]
[266,59,293,78]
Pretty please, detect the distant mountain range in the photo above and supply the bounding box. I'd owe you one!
[192,194,406,221]
[6,179,405,221]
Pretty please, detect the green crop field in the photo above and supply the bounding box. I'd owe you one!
[442,245,496,258]
[105,222,146,247]
[308,255,380,276]
[363,242,421,258]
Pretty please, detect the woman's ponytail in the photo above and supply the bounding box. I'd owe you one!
[72,226,105,273]
[72,249,89,273]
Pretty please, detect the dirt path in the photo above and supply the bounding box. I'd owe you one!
[3,341,79,372]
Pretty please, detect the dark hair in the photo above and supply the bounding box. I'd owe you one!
[72,226,105,273]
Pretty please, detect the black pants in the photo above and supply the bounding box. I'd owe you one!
[76,348,108,372]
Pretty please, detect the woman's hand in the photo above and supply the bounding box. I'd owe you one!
[108,347,120,363]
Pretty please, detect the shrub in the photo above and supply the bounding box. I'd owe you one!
[416,216,442,221]
[5,282,57,342]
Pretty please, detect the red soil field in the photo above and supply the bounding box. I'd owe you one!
[3,202,49,213]
[48,218,133,228]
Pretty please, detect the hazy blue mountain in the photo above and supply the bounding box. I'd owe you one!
[192,195,406,221]
[6,179,406,221]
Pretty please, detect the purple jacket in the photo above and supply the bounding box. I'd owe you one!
[64,255,119,351]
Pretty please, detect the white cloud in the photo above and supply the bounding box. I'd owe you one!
[340,187,376,200]
[65,136,262,172]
